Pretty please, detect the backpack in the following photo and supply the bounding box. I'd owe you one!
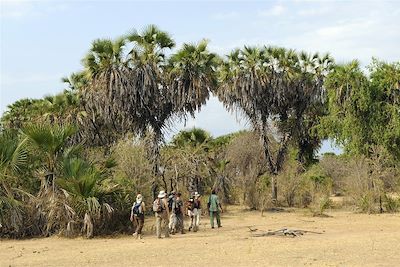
[175,199,183,214]
[187,198,194,211]
[153,198,163,213]
[132,202,142,216]
[168,196,174,211]
[194,199,201,209]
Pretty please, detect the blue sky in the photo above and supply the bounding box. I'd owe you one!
[1,0,399,154]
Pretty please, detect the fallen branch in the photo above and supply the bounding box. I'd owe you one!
[252,228,323,238]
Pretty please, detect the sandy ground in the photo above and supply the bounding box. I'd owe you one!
[1,206,400,267]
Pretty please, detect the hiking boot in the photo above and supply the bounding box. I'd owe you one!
[218,225,222,228]
[211,226,215,229]
[132,232,137,238]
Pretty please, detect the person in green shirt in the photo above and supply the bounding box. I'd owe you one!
[208,189,223,229]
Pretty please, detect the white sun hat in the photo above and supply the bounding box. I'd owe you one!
[158,190,166,198]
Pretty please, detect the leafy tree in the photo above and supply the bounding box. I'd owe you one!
[320,59,400,159]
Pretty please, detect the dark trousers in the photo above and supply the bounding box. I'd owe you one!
[176,213,184,233]
[133,214,144,234]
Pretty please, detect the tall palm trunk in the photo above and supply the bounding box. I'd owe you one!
[150,128,163,199]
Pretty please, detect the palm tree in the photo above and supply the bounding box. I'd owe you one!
[22,124,77,191]
[125,24,175,176]
[62,71,89,91]
[217,46,334,201]
[81,26,219,198]
[80,37,130,145]
[57,157,117,237]
[1,98,44,130]
[168,39,219,116]
[211,159,231,204]
[171,127,211,148]
[0,131,27,236]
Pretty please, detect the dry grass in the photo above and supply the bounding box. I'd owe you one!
[1,206,400,267]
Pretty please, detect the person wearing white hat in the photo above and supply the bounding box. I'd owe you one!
[153,190,170,238]
[130,193,146,239]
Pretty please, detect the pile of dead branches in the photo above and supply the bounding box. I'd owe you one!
[248,227,323,238]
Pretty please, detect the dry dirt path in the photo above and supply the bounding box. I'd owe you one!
[1,207,400,267]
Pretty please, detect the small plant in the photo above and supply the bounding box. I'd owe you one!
[356,193,377,213]
[384,194,399,213]
[310,195,332,217]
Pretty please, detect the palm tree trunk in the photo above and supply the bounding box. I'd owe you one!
[150,129,162,199]
[259,124,278,202]
[83,213,93,238]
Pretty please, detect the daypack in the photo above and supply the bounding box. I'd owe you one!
[168,196,174,211]
[193,199,201,209]
[132,202,142,216]
[187,198,195,211]
[175,199,183,214]
[153,198,163,213]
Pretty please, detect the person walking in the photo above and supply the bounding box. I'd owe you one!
[174,192,185,234]
[168,191,177,234]
[208,189,222,229]
[153,190,170,238]
[130,193,146,239]
[192,192,201,232]
[187,195,195,231]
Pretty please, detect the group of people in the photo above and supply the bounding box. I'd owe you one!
[130,189,223,239]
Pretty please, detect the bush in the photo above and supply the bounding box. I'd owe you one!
[384,194,399,213]
[309,195,332,216]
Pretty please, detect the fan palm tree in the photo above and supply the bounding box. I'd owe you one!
[62,71,90,91]
[0,132,27,236]
[171,127,211,148]
[217,46,334,201]
[81,37,130,138]
[168,39,219,116]
[123,25,177,198]
[21,124,77,191]
[57,157,117,237]
[1,98,44,130]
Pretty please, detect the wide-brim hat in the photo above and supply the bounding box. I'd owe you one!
[136,194,143,201]
[194,192,200,197]
[158,190,166,198]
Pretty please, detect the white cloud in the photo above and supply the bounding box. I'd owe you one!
[258,4,285,17]
[281,15,400,66]
[0,0,68,20]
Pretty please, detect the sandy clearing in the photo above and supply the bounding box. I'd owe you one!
[1,207,400,267]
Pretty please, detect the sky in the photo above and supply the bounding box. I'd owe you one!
[1,0,399,154]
